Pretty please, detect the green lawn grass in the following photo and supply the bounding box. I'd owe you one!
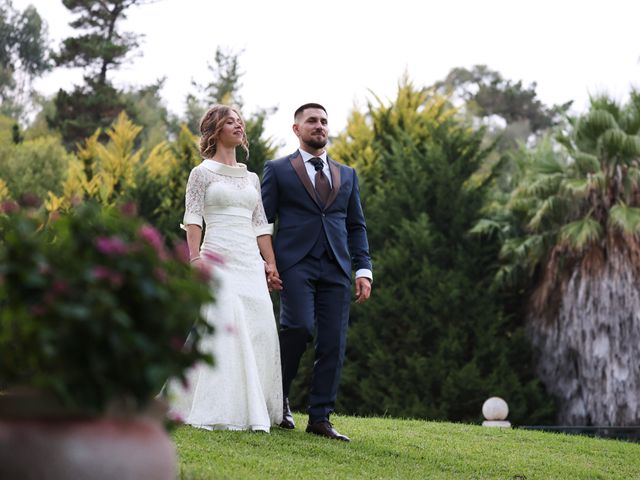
[173,413,640,479]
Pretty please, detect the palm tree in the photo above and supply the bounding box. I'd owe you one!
[480,93,640,425]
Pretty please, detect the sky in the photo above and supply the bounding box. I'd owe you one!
[12,0,640,156]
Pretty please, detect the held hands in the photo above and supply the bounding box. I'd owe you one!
[354,277,372,304]
[265,262,283,292]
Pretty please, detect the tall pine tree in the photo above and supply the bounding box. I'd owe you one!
[183,47,280,175]
[48,0,146,149]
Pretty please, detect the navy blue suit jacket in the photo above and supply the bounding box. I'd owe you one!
[261,151,372,278]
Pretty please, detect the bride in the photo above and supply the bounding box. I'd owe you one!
[170,104,283,431]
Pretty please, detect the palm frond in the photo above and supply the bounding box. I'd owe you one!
[562,178,590,197]
[609,203,640,235]
[531,153,566,176]
[469,218,504,237]
[572,152,600,175]
[500,234,545,268]
[616,110,640,135]
[493,264,519,289]
[576,109,618,147]
[622,167,640,199]
[559,217,603,251]
[588,95,621,119]
[597,128,628,160]
[623,135,640,158]
[527,196,568,232]
[522,173,563,198]
[588,171,606,191]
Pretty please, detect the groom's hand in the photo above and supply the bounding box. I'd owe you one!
[354,277,371,304]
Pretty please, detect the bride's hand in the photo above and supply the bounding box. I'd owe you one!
[265,262,283,291]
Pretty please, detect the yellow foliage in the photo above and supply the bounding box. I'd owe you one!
[44,192,64,213]
[95,112,143,192]
[77,130,101,166]
[52,111,187,209]
[55,112,152,206]
[0,178,9,201]
[144,141,177,178]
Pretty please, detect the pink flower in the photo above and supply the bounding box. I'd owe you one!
[166,411,185,424]
[194,261,214,283]
[48,211,61,223]
[29,304,47,316]
[119,202,138,217]
[18,192,41,208]
[138,225,168,260]
[43,291,57,306]
[202,250,225,265]
[95,236,129,256]
[1,200,19,214]
[52,279,68,295]
[173,241,190,264]
[91,265,124,288]
[170,336,185,351]
[154,267,168,283]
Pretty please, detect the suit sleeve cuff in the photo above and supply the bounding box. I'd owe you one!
[254,223,274,236]
[355,269,372,282]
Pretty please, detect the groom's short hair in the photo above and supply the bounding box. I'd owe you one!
[294,103,327,121]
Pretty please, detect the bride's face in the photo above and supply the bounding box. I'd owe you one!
[217,111,245,148]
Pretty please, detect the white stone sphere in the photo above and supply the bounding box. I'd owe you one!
[482,397,509,421]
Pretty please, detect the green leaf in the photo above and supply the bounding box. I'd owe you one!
[598,128,627,159]
[578,109,617,140]
[572,152,600,175]
[531,156,565,176]
[469,218,502,236]
[609,203,640,235]
[562,178,590,197]
[527,197,566,231]
[623,135,640,158]
[559,217,603,251]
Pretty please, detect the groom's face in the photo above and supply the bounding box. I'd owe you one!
[293,108,328,151]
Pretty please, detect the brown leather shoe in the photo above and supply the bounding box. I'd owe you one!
[305,421,350,442]
[279,398,295,429]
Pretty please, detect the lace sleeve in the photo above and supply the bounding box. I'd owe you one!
[183,167,207,228]
[251,173,273,236]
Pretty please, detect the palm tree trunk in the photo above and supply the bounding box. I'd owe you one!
[527,248,640,426]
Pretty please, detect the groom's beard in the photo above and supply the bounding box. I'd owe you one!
[302,136,327,150]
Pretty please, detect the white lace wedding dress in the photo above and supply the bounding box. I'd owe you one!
[170,159,283,432]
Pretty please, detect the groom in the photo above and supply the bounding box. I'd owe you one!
[261,103,372,442]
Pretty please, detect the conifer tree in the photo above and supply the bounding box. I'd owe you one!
[48,0,147,149]
[184,47,279,175]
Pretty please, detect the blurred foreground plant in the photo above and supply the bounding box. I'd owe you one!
[0,199,215,413]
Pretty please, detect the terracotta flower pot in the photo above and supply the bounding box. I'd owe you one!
[0,391,176,480]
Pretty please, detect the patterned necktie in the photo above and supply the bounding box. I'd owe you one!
[309,157,331,206]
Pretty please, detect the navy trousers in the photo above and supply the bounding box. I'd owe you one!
[279,251,351,423]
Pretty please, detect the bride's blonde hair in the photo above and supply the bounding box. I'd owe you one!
[199,105,249,159]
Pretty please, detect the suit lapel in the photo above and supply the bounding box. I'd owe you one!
[325,157,341,209]
[290,152,322,209]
